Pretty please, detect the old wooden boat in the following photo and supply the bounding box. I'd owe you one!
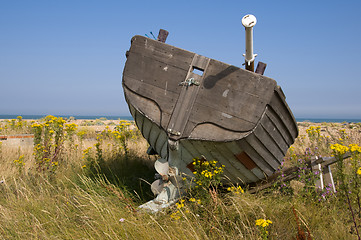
[122,30,298,210]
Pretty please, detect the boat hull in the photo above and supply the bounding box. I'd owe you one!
[123,35,298,184]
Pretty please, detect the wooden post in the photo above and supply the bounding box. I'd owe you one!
[323,165,336,192]
[312,156,324,191]
[255,62,267,75]
[245,61,254,72]
[157,29,169,43]
[248,153,350,194]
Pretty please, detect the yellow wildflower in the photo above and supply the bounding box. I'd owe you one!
[227,185,244,194]
[255,218,273,228]
[357,167,361,175]
[330,144,349,155]
[349,144,361,153]
[176,199,185,209]
[171,211,181,220]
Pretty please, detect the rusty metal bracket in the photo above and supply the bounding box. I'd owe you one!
[167,128,181,136]
[178,77,200,87]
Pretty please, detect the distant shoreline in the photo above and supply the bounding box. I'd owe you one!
[296,118,361,123]
[0,115,133,121]
[0,115,361,123]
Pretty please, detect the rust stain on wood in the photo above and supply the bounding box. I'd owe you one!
[235,151,257,170]
[186,162,195,172]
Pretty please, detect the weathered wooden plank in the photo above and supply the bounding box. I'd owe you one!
[155,130,168,157]
[260,113,289,155]
[130,104,167,158]
[238,139,274,176]
[160,141,167,159]
[148,124,160,150]
[141,117,153,142]
[179,140,202,159]
[253,123,285,163]
[235,151,257,170]
[223,141,264,182]
[167,55,209,140]
[201,59,276,97]
[189,103,256,133]
[185,58,277,133]
[265,107,294,146]
[211,142,249,182]
[217,143,258,183]
[129,36,194,71]
[178,143,194,165]
[251,168,266,180]
[160,112,171,133]
[194,90,266,126]
[124,52,187,94]
[204,141,250,183]
[269,88,298,139]
[124,76,179,116]
[132,106,145,135]
[124,87,161,124]
[245,134,280,170]
[187,140,238,181]
[179,143,222,178]
[187,122,249,141]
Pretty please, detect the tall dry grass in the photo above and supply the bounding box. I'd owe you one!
[0,118,360,239]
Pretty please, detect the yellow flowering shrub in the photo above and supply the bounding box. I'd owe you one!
[255,218,272,228]
[31,115,67,172]
[330,144,349,156]
[255,218,272,239]
[306,126,320,138]
[192,158,224,189]
[227,186,244,194]
[13,155,25,174]
[349,144,361,153]
[176,199,185,209]
[170,210,181,220]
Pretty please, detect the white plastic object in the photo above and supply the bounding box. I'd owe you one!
[242,14,257,65]
[154,158,169,176]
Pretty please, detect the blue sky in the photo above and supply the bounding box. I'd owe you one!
[1,1,360,118]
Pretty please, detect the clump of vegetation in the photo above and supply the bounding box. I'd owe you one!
[0,117,360,239]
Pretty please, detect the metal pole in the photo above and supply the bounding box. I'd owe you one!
[242,14,257,72]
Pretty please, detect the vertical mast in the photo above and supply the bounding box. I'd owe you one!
[242,14,257,72]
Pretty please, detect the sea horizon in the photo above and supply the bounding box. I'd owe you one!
[1,115,361,123]
[0,115,133,121]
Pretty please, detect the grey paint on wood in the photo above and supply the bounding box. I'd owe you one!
[123,36,287,140]
[123,35,298,184]
[260,113,289,155]
[265,107,294,147]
